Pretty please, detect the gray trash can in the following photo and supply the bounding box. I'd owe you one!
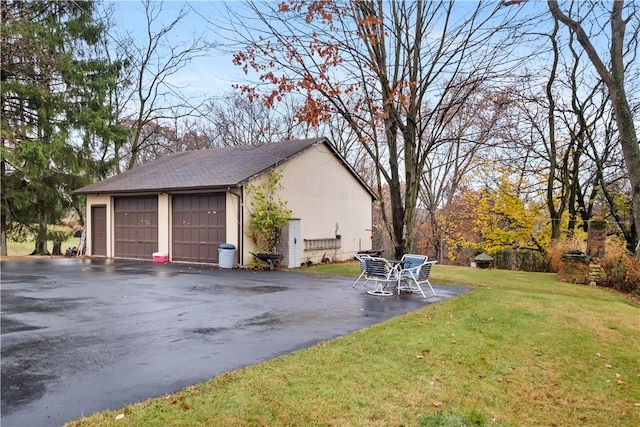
[218,243,236,269]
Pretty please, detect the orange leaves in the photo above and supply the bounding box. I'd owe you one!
[309,42,342,67]
[304,1,337,26]
[170,394,191,410]
[355,13,384,46]
[294,97,332,126]
[497,367,515,384]
[278,2,290,13]
[359,14,382,28]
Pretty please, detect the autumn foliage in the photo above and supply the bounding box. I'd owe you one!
[546,236,640,295]
[598,237,640,295]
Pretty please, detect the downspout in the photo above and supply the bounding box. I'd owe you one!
[227,185,244,267]
[238,184,243,266]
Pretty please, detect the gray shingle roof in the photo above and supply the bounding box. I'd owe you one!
[74,137,374,198]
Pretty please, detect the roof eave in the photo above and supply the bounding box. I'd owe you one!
[74,184,239,196]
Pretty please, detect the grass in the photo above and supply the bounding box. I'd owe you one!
[68,263,639,426]
[3,228,80,257]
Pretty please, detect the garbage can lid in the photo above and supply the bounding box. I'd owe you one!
[218,243,236,249]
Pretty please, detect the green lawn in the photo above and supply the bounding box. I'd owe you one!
[4,231,80,257]
[69,263,639,426]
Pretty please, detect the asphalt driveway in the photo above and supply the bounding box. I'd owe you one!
[1,258,469,426]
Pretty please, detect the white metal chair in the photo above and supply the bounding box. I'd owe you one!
[397,254,438,298]
[364,257,400,296]
[352,253,373,288]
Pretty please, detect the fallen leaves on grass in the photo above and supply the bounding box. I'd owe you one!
[497,370,514,383]
[416,349,430,359]
[170,395,191,410]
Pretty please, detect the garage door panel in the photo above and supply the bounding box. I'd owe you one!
[114,197,158,259]
[172,194,226,263]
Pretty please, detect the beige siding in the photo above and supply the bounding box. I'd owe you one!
[226,190,241,256]
[158,194,170,254]
[86,194,167,260]
[241,143,372,266]
[84,141,372,267]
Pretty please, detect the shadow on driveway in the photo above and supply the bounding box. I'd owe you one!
[1,258,469,426]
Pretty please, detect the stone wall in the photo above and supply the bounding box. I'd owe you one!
[559,219,607,284]
[558,255,590,284]
[587,219,606,259]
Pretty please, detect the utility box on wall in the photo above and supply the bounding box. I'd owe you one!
[279,219,301,268]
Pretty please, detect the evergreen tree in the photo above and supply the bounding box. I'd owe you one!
[1,0,125,255]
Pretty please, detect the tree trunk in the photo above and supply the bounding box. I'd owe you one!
[548,0,640,254]
[545,18,564,240]
[0,217,6,257]
[31,215,50,255]
[52,241,62,256]
[0,159,7,257]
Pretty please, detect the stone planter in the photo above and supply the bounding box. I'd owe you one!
[558,250,590,284]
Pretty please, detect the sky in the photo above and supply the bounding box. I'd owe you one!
[104,0,247,99]
[101,0,552,102]
[99,0,627,114]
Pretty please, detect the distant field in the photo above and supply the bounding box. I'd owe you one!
[4,228,81,257]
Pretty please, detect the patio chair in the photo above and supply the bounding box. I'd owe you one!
[364,257,400,296]
[352,253,373,288]
[397,254,438,298]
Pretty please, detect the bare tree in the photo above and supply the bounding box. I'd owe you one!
[107,0,213,170]
[546,0,640,253]
[229,0,531,257]
[200,93,305,147]
[588,110,634,247]
[419,88,510,262]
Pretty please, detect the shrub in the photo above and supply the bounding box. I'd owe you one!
[248,170,292,253]
[599,236,640,295]
[547,237,586,272]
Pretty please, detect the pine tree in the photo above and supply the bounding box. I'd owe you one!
[1,0,124,255]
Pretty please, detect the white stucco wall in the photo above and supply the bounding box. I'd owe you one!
[241,143,373,267]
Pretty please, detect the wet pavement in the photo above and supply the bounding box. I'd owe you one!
[1,258,469,426]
